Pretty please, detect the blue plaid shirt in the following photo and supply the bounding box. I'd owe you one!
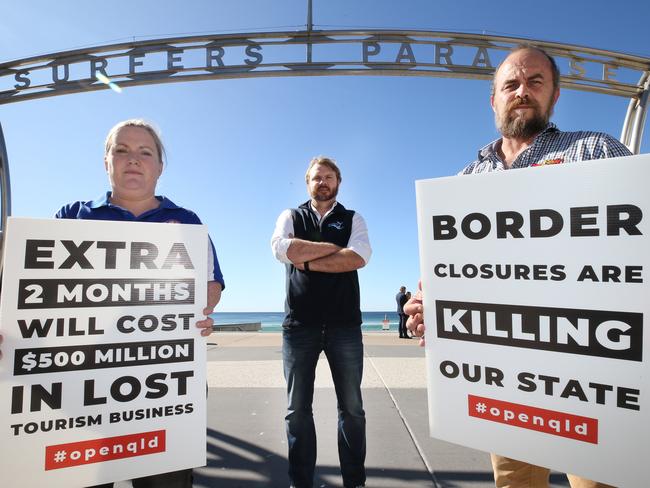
[460,123,632,174]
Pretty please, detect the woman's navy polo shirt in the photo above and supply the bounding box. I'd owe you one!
[55,192,225,288]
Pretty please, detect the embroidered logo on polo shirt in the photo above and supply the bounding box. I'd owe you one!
[328,221,344,230]
[531,158,564,167]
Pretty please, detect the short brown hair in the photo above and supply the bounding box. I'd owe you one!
[491,44,560,96]
[304,156,342,183]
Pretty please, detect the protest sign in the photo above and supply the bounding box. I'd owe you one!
[416,154,650,486]
[0,218,208,487]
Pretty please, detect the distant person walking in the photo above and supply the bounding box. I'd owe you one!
[271,156,372,488]
[405,291,412,337]
[396,286,409,338]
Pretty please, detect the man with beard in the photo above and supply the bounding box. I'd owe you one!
[406,45,630,488]
[271,156,371,488]
[461,45,630,175]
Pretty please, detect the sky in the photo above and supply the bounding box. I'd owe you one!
[1,0,649,312]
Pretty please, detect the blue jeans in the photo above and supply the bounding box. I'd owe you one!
[283,325,366,488]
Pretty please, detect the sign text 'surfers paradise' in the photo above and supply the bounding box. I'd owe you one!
[1,31,647,104]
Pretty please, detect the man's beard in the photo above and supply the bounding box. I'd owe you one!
[311,184,338,202]
[496,96,552,139]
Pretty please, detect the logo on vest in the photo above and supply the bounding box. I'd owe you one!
[328,221,345,230]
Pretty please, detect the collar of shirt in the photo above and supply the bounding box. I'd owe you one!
[476,123,559,168]
[89,192,179,213]
[310,200,338,222]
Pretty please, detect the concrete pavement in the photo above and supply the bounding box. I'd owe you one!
[115,331,571,487]
[191,331,572,488]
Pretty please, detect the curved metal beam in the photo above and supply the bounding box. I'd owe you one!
[3,29,649,68]
[1,30,648,105]
[0,122,11,276]
[621,73,650,154]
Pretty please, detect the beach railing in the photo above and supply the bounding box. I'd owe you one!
[213,322,262,332]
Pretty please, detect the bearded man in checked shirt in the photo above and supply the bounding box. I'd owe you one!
[405,45,631,488]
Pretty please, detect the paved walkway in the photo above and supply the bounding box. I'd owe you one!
[188,331,571,488]
[115,331,571,487]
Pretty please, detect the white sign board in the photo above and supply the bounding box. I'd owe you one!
[0,218,208,487]
[416,154,650,487]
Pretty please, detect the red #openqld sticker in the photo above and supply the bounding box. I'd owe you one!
[45,430,166,470]
[468,395,598,444]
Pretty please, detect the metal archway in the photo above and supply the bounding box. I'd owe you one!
[1,28,649,263]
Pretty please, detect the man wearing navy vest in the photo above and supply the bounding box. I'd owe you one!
[271,156,372,488]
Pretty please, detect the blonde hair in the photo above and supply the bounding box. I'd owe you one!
[104,119,166,164]
[304,156,341,183]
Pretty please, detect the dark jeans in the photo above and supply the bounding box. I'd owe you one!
[88,469,192,488]
[283,325,366,488]
[398,313,409,338]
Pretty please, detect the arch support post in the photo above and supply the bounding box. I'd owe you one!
[0,122,11,276]
[621,72,650,154]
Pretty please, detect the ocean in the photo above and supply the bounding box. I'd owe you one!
[210,311,402,332]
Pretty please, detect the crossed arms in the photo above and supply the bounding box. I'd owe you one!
[271,208,371,273]
[287,239,365,273]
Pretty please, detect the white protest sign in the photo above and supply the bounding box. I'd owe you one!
[416,154,650,487]
[0,218,208,488]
